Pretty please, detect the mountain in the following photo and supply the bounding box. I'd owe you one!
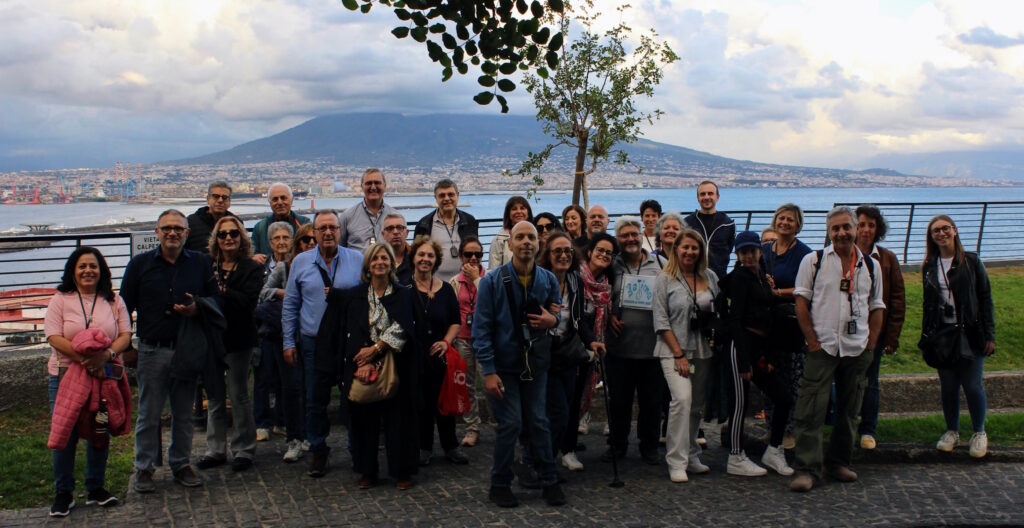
[864,150,1024,182]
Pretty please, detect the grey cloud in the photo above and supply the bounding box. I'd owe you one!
[958,26,1024,48]
[917,62,1023,120]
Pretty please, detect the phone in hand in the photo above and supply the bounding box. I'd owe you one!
[105,363,125,381]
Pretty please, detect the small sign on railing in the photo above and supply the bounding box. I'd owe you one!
[131,231,160,258]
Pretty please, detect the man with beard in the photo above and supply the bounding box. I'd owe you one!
[574,205,610,251]
[474,221,565,508]
[339,169,397,251]
[604,216,667,465]
[789,206,884,493]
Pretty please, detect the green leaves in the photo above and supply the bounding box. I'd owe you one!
[477,75,496,87]
[411,26,428,42]
[473,91,494,105]
[392,27,410,39]
[341,0,358,10]
[497,79,516,92]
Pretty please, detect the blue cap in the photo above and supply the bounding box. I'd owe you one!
[735,230,761,250]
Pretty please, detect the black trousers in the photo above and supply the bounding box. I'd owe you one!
[561,361,593,454]
[729,330,792,454]
[419,354,458,452]
[606,355,664,454]
[350,397,417,480]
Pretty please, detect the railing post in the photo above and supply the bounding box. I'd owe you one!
[977,203,988,254]
[745,212,752,231]
[903,204,915,264]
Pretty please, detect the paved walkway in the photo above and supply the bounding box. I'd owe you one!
[3,422,1023,527]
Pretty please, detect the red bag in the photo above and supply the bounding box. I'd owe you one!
[438,344,471,416]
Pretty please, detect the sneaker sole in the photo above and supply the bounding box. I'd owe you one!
[728,469,767,477]
[48,503,74,518]
[86,497,118,507]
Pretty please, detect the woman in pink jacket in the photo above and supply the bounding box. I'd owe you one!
[44,247,132,517]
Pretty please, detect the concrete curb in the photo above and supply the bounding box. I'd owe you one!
[853,443,1024,465]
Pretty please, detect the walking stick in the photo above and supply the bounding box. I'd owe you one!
[596,352,624,488]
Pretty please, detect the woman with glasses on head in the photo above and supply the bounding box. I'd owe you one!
[533,212,562,255]
[257,222,314,463]
[195,216,264,472]
[563,233,617,463]
[539,232,605,472]
[44,247,132,517]
[450,236,489,447]
[254,222,293,443]
[922,216,995,458]
[490,196,534,269]
[409,236,468,467]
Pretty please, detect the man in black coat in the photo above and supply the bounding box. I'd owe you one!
[413,179,479,281]
[186,181,237,253]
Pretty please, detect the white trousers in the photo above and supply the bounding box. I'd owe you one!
[659,358,692,471]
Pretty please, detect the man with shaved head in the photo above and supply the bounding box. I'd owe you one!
[253,182,310,265]
[574,204,610,251]
[473,221,565,508]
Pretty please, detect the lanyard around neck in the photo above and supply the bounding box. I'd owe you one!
[77,290,98,329]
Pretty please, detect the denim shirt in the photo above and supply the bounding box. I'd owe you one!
[281,246,363,349]
[472,261,561,376]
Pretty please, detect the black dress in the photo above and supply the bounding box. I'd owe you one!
[411,281,461,452]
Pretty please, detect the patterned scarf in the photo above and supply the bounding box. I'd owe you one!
[579,262,612,342]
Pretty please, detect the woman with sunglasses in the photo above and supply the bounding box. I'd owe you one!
[922,215,995,458]
[490,196,534,269]
[450,237,489,447]
[534,212,562,255]
[258,222,314,462]
[196,216,263,472]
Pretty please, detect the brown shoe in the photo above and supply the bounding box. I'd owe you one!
[789,473,814,492]
[461,430,479,447]
[396,479,414,491]
[827,465,858,482]
[133,469,156,494]
[357,476,376,490]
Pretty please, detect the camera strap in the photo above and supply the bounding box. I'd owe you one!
[501,267,535,380]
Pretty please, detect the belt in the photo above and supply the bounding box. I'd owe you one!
[140,338,177,349]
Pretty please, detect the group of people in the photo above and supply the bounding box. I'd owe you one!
[43,173,997,516]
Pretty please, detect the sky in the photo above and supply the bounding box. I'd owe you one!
[1,0,1023,171]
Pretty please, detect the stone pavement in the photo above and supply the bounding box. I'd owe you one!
[3,421,1023,527]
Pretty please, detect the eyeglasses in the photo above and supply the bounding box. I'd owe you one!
[537,223,554,232]
[299,235,315,244]
[462,251,483,259]
[208,193,231,202]
[382,225,407,233]
[216,229,241,240]
[550,247,574,256]
[158,225,186,234]
[618,232,641,240]
[316,225,340,233]
[363,180,384,188]
[931,225,954,235]
[593,247,615,257]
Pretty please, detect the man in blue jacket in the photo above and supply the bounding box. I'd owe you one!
[473,221,565,508]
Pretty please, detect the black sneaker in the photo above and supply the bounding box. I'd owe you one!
[542,483,567,506]
[309,450,330,478]
[133,469,156,494]
[600,447,625,462]
[86,488,119,507]
[49,492,74,517]
[488,486,520,508]
[195,455,227,470]
[445,448,469,465]
[173,465,203,487]
[640,449,661,466]
[231,457,253,472]
[512,460,542,489]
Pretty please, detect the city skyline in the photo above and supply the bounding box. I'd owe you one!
[1,0,1023,171]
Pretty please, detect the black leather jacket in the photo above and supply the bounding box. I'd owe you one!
[922,251,995,355]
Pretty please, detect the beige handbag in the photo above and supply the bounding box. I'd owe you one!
[348,350,399,404]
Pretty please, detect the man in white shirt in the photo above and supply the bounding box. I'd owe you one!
[789,206,884,492]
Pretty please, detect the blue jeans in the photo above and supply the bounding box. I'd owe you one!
[49,374,108,494]
[135,343,198,472]
[938,356,986,433]
[269,338,305,442]
[486,370,557,488]
[300,334,334,453]
[253,340,284,430]
[858,346,884,436]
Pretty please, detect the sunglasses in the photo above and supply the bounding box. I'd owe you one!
[158,225,186,234]
[209,193,231,202]
[299,235,316,244]
[216,229,241,240]
[462,251,483,259]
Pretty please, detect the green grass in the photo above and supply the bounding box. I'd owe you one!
[875,412,1024,447]
[884,267,1024,374]
[0,398,136,511]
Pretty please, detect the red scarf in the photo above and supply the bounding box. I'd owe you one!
[579,262,611,342]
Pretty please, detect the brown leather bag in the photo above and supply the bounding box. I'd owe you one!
[348,350,399,404]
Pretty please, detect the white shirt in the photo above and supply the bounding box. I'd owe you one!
[793,245,885,357]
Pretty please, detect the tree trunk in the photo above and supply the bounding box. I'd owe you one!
[582,180,590,210]
[571,129,589,206]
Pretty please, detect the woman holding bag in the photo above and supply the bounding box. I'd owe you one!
[921,215,995,458]
[44,247,132,517]
[408,235,466,466]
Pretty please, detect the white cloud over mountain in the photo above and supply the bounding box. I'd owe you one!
[0,0,1022,170]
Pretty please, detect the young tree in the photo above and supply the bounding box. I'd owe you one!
[342,0,565,113]
[514,2,677,207]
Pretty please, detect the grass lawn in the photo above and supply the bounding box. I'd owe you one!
[875,412,1024,447]
[885,266,1024,374]
[0,398,136,512]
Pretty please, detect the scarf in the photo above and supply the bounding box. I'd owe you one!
[579,262,611,342]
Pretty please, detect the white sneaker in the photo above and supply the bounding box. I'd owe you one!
[687,456,711,474]
[761,445,794,476]
[561,452,584,471]
[727,452,767,477]
[669,468,688,483]
[283,440,303,463]
[936,430,959,452]
[969,432,988,458]
[256,428,271,442]
[578,413,590,435]
[301,440,311,452]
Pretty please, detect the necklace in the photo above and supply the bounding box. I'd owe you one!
[415,276,436,299]
[77,289,98,329]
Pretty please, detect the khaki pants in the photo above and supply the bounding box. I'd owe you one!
[792,349,873,478]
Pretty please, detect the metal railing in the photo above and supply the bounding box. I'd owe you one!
[2,200,1022,349]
